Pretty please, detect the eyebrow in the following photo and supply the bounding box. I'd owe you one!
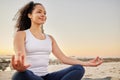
[37,9,46,13]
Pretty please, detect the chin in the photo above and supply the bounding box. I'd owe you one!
[38,21,45,24]
[37,22,44,25]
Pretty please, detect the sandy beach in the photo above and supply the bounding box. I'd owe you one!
[0,62,120,80]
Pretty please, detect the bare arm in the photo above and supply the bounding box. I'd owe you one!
[11,31,30,72]
[49,35,103,67]
[13,31,26,55]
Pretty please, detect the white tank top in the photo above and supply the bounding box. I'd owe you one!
[25,29,52,76]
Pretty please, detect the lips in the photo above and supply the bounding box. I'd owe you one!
[39,18,45,21]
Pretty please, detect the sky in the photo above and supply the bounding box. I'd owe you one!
[0,0,120,58]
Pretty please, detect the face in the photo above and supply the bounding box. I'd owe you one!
[28,5,47,25]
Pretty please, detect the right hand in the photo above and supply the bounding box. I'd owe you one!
[11,53,30,72]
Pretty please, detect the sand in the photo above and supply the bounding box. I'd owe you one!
[0,62,120,80]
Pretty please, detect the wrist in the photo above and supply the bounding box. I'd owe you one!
[83,61,90,67]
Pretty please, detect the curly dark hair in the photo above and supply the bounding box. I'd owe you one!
[13,1,44,32]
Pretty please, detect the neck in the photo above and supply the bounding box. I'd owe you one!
[30,24,43,34]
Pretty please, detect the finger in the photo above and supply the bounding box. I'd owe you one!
[17,53,23,67]
[11,55,16,69]
[95,56,99,61]
[17,54,22,67]
[92,56,99,62]
[11,55,15,65]
[17,59,22,67]
[24,64,31,69]
[18,64,30,72]
[98,57,103,63]
[96,60,103,66]
[98,57,101,61]
[98,56,102,60]
[12,56,19,69]
[21,54,25,66]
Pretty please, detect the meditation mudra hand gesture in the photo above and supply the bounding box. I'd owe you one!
[86,56,102,67]
[11,53,102,72]
[11,53,30,72]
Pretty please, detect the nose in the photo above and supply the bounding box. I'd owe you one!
[41,12,46,17]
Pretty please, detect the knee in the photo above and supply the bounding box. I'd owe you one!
[71,65,85,74]
[12,71,23,80]
[12,70,30,80]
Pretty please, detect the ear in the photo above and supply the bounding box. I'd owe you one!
[28,13,32,19]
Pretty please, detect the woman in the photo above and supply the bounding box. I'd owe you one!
[11,1,103,80]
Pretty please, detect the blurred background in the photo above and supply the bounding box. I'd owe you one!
[0,0,120,58]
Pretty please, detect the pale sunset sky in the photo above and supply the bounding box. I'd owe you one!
[0,0,120,58]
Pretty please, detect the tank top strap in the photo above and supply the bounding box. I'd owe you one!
[24,29,31,43]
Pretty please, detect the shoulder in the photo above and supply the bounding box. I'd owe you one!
[15,31,26,37]
[47,34,56,43]
[14,31,26,40]
[48,34,53,39]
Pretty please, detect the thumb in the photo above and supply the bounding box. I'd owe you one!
[24,64,31,69]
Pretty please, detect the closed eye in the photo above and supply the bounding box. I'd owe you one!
[37,9,46,15]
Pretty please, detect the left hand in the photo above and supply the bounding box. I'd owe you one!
[86,56,103,67]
